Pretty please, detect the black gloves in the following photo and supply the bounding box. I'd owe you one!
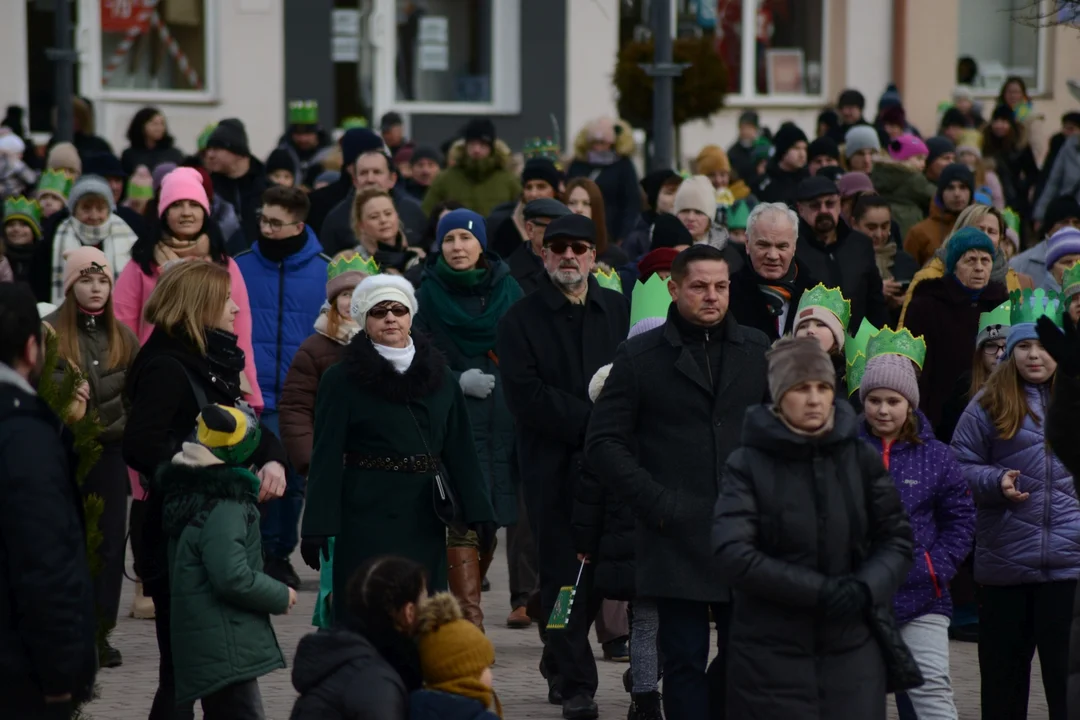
[471,522,498,557]
[300,536,330,572]
[1037,314,1080,378]
[819,576,871,620]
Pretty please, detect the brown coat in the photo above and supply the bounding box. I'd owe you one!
[904,203,959,268]
[279,314,356,476]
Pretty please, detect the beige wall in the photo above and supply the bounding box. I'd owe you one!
[1030,25,1080,160]
[0,2,29,113]
[565,0,620,141]
[899,0,961,137]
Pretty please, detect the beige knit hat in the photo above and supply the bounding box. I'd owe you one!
[767,336,836,402]
[673,175,716,219]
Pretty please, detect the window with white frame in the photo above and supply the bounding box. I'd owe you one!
[956,0,1047,96]
[377,0,520,113]
[98,0,209,94]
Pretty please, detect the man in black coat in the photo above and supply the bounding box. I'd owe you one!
[205,118,270,251]
[586,244,770,720]
[0,284,97,718]
[753,122,809,206]
[507,198,570,296]
[794,176,889,330]
[728,202,818,341]
[498,213,629,719]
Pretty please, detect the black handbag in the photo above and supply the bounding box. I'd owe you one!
[837,458,925,694]
[407,405,468,535]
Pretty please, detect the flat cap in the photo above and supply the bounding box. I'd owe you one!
[524,198,571,221]
[543,213,596,243]
[797,175,840,202]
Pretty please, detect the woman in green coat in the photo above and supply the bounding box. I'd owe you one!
[414,208,522,629]
[300,273,495,623]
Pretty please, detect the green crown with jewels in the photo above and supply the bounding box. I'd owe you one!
[593,267,623,293]
[630,273,672,328]
[844,318,877,397]
[36,169,74,200]
[288,100,319,125]
[979,300,1012,334]
[340,116,368,130]
[865,327,927,370]
[846,354,867,397]
[522,137,561,165]
[1009,288,1063,327]
[327,251,379,280]
[797,283,851,330]
[1062,261,1080,299]
[1002,207,1021,235]
[4,195,43,234]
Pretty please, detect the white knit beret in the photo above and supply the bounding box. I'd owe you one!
[350,273,418,324]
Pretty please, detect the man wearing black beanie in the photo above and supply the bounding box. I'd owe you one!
[753,122,810,205]
[489,157,564,259]
[807,136,840,176]
[904,163,973,265]
[403,146,442,202]
[206,118,268,248]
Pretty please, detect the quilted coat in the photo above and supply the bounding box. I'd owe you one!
[859,410,976,625]
[233,226,330,411]
[950,382,1080,586]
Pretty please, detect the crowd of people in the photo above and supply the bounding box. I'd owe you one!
[2,75,1080,720]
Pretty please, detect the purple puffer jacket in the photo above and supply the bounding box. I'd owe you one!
[860,411,976,626]
[950,382,1080,586]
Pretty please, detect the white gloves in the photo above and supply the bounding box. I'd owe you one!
[459,368,496,399]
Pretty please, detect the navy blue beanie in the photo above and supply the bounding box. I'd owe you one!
[946,226,995,275]
[436,208,487,249]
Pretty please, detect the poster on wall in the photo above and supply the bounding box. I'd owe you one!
[765,48,804,94]
[100,0,154,33]
[417,15,449,72]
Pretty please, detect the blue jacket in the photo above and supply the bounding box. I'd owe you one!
[408,690,500,720]
[234,227,329,411]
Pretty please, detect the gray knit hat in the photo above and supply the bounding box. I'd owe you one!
[767,336,836,402]
[859,354,920,408]
[67,174,116,214]
[844,125,881,159]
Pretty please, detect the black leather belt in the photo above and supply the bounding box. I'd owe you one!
[343,452,435,473]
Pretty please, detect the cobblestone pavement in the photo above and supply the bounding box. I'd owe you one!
[90,532,1047,719]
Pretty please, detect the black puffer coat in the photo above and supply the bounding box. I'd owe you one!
[712,401,913,719]
[289,627,417,720]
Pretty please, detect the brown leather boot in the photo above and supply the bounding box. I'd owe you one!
[448,547,484,631]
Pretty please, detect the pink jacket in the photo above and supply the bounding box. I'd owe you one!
[114,258,264,501]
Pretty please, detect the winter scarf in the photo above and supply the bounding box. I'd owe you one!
[50,214,137,303]
[314,307,359,346]
[750,261,799,317]
[205,327,249,396]
[373,337,416,374]
[874,239,898,280]
[418,256,524,357]
[153,234,211,267]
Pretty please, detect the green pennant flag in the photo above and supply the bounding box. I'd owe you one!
[546,560,586,630]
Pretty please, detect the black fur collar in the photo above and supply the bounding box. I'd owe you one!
[344,330,446,403]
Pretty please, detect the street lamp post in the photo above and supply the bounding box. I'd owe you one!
[641,0,686,171]
[47,0,77,143]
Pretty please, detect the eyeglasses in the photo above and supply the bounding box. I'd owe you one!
[257,213,302,232]
[982,342,1006,356]
[368,303,411,319]
[544,240,594,256]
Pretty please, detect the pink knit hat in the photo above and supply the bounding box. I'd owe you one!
[158,167,210,217]
[859,353,920,408]
[62,246,114,296]
[887,134,930,163]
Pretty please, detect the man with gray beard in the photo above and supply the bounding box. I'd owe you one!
[498,214,629,719]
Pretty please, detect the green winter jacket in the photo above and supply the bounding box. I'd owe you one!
[157,444,290,704]
[414,253,522,527]
[422,141,521,217]
[870,158,937,240]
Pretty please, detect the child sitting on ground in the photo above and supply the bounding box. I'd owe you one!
[411,593,501,720]
[156,404,296,718]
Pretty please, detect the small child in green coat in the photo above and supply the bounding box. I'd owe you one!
[157,404,297,718]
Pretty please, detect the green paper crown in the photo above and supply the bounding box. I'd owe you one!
[340,116,368,130]
[328,252,379,280]
[979,301,1012,334]
[1062,261,1080,299]
[197,123,217,151]
[522,137,561,165]
[289,100,319,125]
[1009,288,1063,328]
[865,327,928,370]
[125,178,154,200]
[630,273,672,328]
[36,169,74,200]
[846,353,867,397]
[796,283,852,330]
[4,195,42,235]
[593,267,623,293]
[726,200,750,230]
[844,317,877,368]
[1002,207,1021,235]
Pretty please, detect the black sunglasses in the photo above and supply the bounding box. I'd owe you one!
[368,303,411,319]
[545,240,594,256]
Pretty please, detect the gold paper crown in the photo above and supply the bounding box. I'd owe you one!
[328,251,379,280]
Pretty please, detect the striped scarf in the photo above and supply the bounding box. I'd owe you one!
[755,262,799,317]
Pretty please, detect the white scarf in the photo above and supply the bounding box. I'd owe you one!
[50,214,137,303]
[372,337,415,374]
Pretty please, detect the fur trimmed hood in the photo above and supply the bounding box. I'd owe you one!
[448,138,514,173]
[344,330,446,404]
[156,447,260,536]
[588,363,613,403]
[573,118,636,161]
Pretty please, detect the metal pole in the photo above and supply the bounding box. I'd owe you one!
[641,0,686,171]
[49,0,76,143]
